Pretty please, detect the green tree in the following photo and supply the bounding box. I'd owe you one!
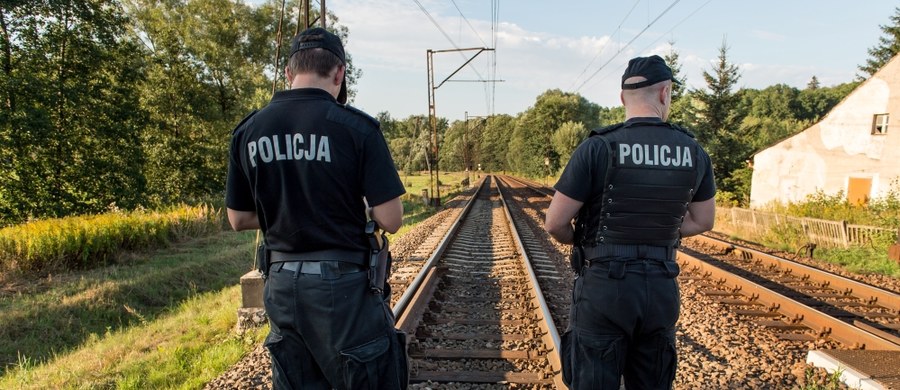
[806,75,820,90]
[664,42,687,100]
[439,120,467,171]
[693,40,749,194]
[598,105,625,126]
[796,81,858,122]
[0,0,146,224]
[478,114,516,172]
[509,89,600,176]
[858,6,900,79]
[740,84,801,120]
[551,121,588,166]
[126,0,292,206]
[664,43,694,126]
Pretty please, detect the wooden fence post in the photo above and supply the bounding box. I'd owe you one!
[840,220,849,249]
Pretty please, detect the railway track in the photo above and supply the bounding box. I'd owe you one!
[387,184,478,309]
[680,235,900,351]
[391,176,565,388]
[207,174,897,388]
[499,174,900,352]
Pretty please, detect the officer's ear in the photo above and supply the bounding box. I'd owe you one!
[285,66,294,85]
[333,64,345,87]
[659,84,670,105]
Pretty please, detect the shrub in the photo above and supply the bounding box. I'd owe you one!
[0,205,222,272]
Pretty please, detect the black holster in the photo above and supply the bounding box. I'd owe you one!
[365,221,390,295]
[570,246,585,276]
[256,242,271,279]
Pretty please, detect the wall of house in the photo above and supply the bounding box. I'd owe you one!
[749,57,900,208]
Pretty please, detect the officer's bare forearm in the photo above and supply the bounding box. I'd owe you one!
[679,199,715,237]
[371,197,403,234]
[545,191,583,245]
[679,214,706,237]
[227,208,260,231]
[546,223,575,245]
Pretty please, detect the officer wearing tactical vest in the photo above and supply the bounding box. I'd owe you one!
[545,55,715,389]
[226,27,408,389]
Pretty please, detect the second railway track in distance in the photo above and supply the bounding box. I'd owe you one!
[679,235,900,350]
[501,174,900,352]
[390,176,565,389]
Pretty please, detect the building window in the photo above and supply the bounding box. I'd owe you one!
[872,113,889,135]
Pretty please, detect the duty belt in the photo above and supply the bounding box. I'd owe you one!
[582,244,677,261]
[270,249,367,266]
[279,261,366,275]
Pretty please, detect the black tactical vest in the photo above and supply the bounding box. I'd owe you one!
[575,120,703,247]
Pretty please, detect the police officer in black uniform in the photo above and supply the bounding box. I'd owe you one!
[545,55,716,390]
[225,27,408,390]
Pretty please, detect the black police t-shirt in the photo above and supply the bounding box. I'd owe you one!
[226,88,405,253]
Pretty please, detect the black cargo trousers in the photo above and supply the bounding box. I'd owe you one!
[561,257,681,390]
[263,260,408,390]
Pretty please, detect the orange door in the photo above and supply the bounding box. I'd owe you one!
[847,177,872,206]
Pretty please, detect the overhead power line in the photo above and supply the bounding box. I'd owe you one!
[582,0,714,93]
[569,0,641,91]
[411,0,488,83]
[633,0,715,56]
[573,0,681,93]
[451,0,488,47]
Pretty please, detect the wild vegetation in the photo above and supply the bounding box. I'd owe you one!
[3,2,899,227]
[0,230,264,388]
[0,205,222,273]
[0,180,467,388]
[1,1,899,387]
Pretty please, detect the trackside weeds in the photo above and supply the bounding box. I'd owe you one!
[0,205,223,272]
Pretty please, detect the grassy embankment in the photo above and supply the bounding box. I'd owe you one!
[720,190,900,277]
[0,172,469,389]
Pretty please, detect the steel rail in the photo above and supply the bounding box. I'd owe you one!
[692,234,900,313]
[678,251,900,350]
[495,175,565,389]
[392,176,486,321]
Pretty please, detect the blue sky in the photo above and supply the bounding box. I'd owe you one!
[247,0,898,121]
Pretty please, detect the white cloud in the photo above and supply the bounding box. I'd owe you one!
[751,29,785,41]
[271,0,874,120]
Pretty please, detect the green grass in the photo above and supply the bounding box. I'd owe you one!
[0,174,477,388]
[0,230,261,388]
[816,246,900,277]
[0,205,223,273]
[393,171,474,237]
[797,367,845,390]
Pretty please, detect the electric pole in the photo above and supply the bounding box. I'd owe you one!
[426,47,498,206]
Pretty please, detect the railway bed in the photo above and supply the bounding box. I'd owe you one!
[393,176,564,388]
[205,174,898,389]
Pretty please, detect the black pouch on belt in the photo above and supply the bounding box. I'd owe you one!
[570,246,585,275]
[365,221,390,294]
[256,243,270,279]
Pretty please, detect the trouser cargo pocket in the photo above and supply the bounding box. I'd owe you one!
[340,329,408,390]
[570,329,623,389]
[560,329,574,386]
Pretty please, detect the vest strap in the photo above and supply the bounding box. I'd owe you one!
[270,249,368,266]
[582,244,676,261]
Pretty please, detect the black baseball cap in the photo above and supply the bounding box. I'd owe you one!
[621,55,681,90]
[290,27,348,103]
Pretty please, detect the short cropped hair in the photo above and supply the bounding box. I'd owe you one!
[287,48,343,78]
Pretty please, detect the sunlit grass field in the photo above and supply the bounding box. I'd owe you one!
[0,171,472,388]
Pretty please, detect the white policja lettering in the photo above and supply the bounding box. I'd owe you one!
[618,143,692,167]
[247,133,332,167]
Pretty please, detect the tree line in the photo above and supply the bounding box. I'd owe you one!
[1,1,897,226]
[0,0,348,225]
[380,51,856,206]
